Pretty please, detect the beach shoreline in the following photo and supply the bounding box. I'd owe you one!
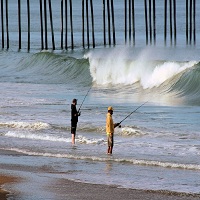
[0,174,200,200]
[0,149,200,200]
[0,175,19,200]
[50,178,200,200]
[0,188,9,200]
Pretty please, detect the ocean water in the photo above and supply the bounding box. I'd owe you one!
[0,0,200,197]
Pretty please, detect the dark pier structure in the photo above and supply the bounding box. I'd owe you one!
[0,0,197,50]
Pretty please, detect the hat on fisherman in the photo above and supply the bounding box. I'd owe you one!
[72,98,77,103]
[108,106,113,111]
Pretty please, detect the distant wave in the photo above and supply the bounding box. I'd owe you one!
[5,147,200,171]
[30,51,200,105]
[1,50,200,105]
[1,51,92,86]
[21,52,92,85]
[1,120,146,137]
[0,121,50,130]
[1,120,106,144]
[2,50,200,93]
[18,51,200,105]
[5,131,66,142]
[86,50,198,89]
[85,49,200,105]
[4,131,105,145]
[120,127,146,136]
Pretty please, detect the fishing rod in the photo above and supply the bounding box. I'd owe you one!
[117,101,148,126]
[78,86,92,112]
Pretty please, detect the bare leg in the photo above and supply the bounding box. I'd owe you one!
[71,133,75,145]
[109,146,113,154]
[107,146,112,154]
[107,146,110,154]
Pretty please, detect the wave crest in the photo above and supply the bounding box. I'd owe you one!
[0,121,50,130]
[5,148,200,171]
[86,50,197,89]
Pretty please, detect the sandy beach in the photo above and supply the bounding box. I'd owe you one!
[1,149,200,200]
[0,175,18,200]
[0,174,200,200]
[51,178,200,200]
[1,0,200,199]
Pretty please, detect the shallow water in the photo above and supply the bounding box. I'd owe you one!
[1,0,200,196]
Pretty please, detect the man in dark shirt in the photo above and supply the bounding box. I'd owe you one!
[71,99,80,145]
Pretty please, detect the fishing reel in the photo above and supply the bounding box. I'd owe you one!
[115,123,121,128]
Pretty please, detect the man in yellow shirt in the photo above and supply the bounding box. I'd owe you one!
[106,106,119,155]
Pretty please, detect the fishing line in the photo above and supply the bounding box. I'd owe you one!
[116,101,148,127]
[78,86,92,112]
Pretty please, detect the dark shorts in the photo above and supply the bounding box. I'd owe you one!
[107,134,114,147]
[71,122,77,135]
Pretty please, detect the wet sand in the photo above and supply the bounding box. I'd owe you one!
[50,178,200,200]
[0,175,18,200]
[0,149,200,200]
[1,174,199,200]
[0,188,8,200]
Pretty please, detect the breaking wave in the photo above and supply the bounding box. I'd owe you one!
[4,131,105,145]
[0,121,50,130]
[85,48,200,105]
[0,51,92,86]
[4,147,200,171]
[0,120,146,137]
[1,49,200,104]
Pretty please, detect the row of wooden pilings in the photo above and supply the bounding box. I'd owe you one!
[143,0,196,46]
[0,0,197,50]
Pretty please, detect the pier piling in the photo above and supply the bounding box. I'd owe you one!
[1,0,4,49]
[5,0,9,49]
[86,0,89,48]
[103,0,106,46]
[44,0,48,50]
[49,0,55,50]
[82,0,85,48]
[27,0,30,51]
[0,0,198,50]
[107,0,111,46]
[144,0,148,45]
[90,0,95,48]
[18,0,21,50]
[65,0,67,50]
[153,0,156,44]
[61,0,63,49]
[111,0,115,46]
[39,0,44,50]
[125,0,127,44]
[69,0,73,49]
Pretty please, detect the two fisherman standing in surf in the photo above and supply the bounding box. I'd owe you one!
[71,87,147,154]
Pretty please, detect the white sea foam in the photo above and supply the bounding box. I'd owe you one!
[140,61,197,89]
[119,127,145,136]
[76,135,105,144]
[86,49,197,89]
[0,121,50,130]
[4,131,105,145]
[5,131,66,142]
[5,148,200,171]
